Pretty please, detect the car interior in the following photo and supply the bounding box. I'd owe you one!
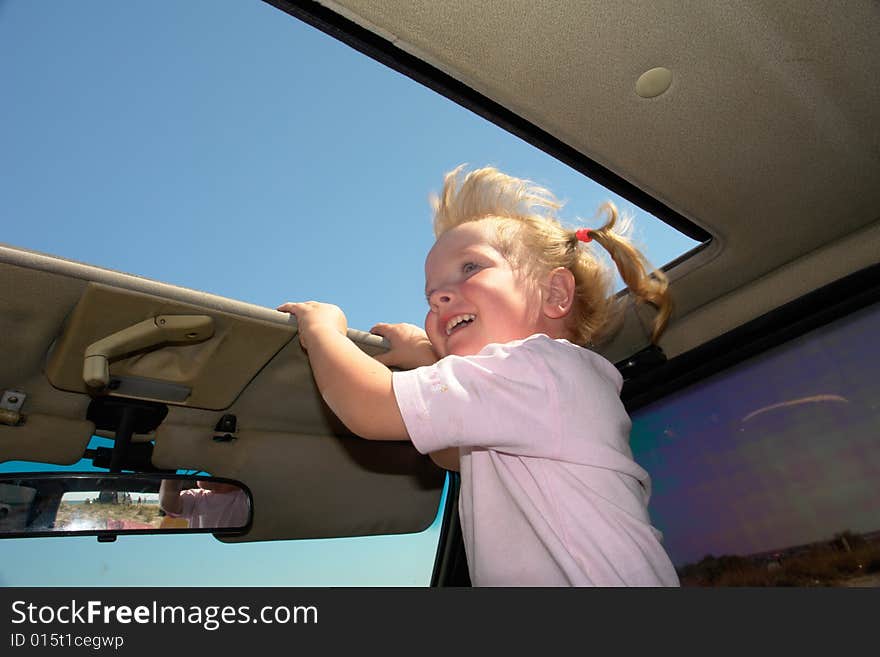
[2,1,878,586]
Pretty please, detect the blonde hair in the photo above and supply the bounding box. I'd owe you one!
[431,165,672,345]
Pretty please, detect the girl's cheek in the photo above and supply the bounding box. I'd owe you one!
[423,311,437,339]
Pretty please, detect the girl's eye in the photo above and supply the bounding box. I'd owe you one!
[462,262,479,274]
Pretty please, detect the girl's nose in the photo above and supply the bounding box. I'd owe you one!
[428,288,453,310]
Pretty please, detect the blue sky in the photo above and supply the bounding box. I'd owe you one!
[0,0,699,585]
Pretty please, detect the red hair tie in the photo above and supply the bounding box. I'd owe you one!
[575,228,593,243]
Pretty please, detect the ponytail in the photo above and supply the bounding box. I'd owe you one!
[583,203,672,344]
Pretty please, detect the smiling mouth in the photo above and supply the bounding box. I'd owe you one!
[445,313,475,336]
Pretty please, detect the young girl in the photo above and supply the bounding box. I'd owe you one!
[277,165,679,586]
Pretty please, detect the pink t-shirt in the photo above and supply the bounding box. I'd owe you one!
[171,488,249,529]
[392,334,679,586]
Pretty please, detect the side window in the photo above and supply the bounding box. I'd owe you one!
[631,302,880,586]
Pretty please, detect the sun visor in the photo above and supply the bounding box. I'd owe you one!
[151,426,446,542]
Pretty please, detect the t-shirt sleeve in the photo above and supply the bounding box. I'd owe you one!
[168,488,199,519]
[391,341,561,458]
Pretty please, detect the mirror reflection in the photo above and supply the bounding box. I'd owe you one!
[0,474,251,537]
[158,479,250,530]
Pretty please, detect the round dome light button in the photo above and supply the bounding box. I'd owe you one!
[635,67,673,98]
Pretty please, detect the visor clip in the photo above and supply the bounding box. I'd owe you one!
[0,390,26,426]
[213,414,238,443]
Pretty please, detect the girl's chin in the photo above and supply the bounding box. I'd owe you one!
[442,326,490,357]
[445,338,484,357]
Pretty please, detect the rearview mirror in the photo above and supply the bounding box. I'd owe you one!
[0,473,252,539]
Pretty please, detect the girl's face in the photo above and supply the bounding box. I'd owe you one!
[424,220,548,357]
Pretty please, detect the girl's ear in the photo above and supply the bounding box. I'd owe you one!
[542,267,576,319]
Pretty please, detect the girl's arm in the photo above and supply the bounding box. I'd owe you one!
[277,302,410,441]
[368,322,456,468]
[158,479,184,515]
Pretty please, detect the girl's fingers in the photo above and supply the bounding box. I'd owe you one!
[371,323,406,337]
[371,324,400,341]
[277,301,315,314]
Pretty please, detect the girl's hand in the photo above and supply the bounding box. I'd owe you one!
[276,301,347,351]
[370,322,439,369]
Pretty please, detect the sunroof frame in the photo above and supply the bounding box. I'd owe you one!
[265,0,713,256]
